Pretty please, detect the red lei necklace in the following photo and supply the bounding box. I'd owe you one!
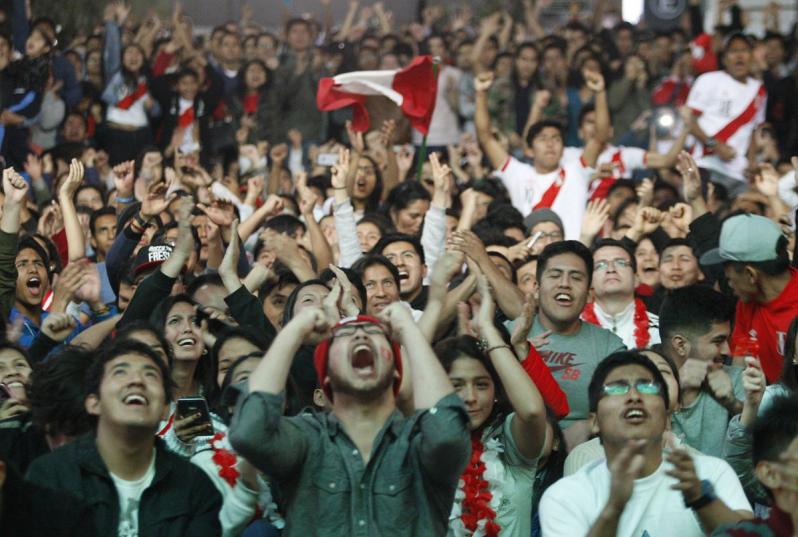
[459,434,501,537]
[582,298,651,349]
[209,432,240,487]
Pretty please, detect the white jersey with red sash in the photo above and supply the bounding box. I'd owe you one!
[686,70,767,181]
[494,156,591,240]
[562,145,647,201]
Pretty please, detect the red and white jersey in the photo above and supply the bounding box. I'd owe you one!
[562,145,647,200]
[494,156,591,240]
[687,70,767,180]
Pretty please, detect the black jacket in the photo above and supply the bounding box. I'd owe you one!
[25,434,222,537]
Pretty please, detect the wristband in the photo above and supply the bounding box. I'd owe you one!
[116,196,134,203]
[685,479,717,511]
[485,344,512,354]
[134,213,150,228]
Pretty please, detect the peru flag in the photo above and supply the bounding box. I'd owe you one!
[316,55,438,135]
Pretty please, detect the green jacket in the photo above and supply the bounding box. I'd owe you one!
[26,434,222,537]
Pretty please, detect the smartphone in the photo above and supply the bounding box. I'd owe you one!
[316,152,339,166]
[176,397,214,433]
[526,231,544,250]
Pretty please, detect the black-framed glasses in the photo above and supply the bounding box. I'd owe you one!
[602,380,661,397]
[595,258,632,271]
[332,322,384,338]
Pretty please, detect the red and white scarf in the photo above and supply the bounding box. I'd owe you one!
[582,298,651,349]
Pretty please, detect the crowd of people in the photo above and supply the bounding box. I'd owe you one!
[1,0,798,535]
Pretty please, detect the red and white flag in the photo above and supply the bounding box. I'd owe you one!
[316,55,438,135]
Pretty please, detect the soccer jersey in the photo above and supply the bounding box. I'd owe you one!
[562,145,649,200]
[731,267,798,383]
[686,70,767,181]
[493,156,592,240]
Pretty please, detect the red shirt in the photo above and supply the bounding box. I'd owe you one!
[732,267,798,383]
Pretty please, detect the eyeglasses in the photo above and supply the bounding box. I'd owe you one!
[332,323,385,337]
[601,380,661,397]
[536,231,563,240]
[594,258,632,271]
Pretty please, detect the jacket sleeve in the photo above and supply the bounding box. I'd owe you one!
[119,270,176,327]
[723,414,769,506]
[224,286,276,342]
[103,21,122,82]
[0,230,18,321]
[416,393,471,486]
[25,331,60,365]
[332,199,362,268]
[185,466,224,537]
[420,205,446,283]
[106,224,143,295]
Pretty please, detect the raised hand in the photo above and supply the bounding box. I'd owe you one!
[40,311,77,342]
[606,439,647,513]
[668,202,693,235]
[112,160,135,198]
[632,206,663,236]
[197,198,235,228]
[474,71,495,93]
[474,275,497,338]
[753,163,780,198]
[327,264,360,317]
[219,219,241,292]
[269,143,288,164]
[2,167,29,205]
[330,147,350,190]
[676,151,703,203]
[345,120,365,154]
[580,198,610,243]
[583,69,605,93]
[140,179,174,218]
[510,298,536,357]
[665,449,704,505]
[742,356,765,408]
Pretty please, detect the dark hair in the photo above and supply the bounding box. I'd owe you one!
[285,17,311,33]
[644,346,682,405]
[780,314,798,391]
[85,339,173,408]
[536,240,594,284]
[259,264,300,302]
[588,351,670,413]
[282,279,330,326]
[357,212,393,235]
[186,273,225,299]
[237,58,272,94]
[435,335,510,429]
[113,320,174,367]
[751,394,798,467]
[149,294,216,400]
[89,206,117,236]
[210,327,268,408]
[385,180,431,213]
[318,266,367,313]
[27,345,94,438]
[659,285,733,344]
[516,41,539,59]
[470,178,508,203]
[373,233,426,265]
[16,236,53,283]
[606,179,636,199]
[354,155,384,212]
[351,254,401,292]
[263,214,306,237]
[660,237,698,260]
[525,120,565,148]
[592,238,637,273]
[578,103,596,127]
[726,235,790,277]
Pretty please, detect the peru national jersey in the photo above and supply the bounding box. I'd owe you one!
[493,156,593,240]
[686,70,766,181]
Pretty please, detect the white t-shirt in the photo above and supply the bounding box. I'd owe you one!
[539,453,751,537]
[686,70,766,181]
[563,145,648,179]
[110,452,157,537]
[412,65,462,146]
[493,156,592,240]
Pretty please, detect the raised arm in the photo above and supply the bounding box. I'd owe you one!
[474,275,546,460]
[474,72,510,171]
[0,169,28,318]
[645,107,693,169]
[57,159,86,262]
[296,173,333,270]
[581,70,608,169]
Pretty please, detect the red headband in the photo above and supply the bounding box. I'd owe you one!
[312,315,403,402]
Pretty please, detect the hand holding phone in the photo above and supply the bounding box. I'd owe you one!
[174,397,214,442]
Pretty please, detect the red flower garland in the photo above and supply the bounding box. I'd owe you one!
[210,432,240,487]
[459,434,501,537]
[582,298,651,349]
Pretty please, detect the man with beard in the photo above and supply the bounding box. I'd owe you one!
[513,240,625,447]
[229,303,471,536]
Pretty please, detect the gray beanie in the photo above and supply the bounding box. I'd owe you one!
[523,208,564,235]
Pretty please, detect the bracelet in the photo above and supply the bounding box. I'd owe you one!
[485,344,512,354]
[133,213,150,228]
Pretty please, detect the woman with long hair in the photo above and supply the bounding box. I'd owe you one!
[437,276,547,537]
[101,8,159,164]
[228,59,277,144]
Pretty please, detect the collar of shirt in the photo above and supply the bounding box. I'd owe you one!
[593,300,635,328]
